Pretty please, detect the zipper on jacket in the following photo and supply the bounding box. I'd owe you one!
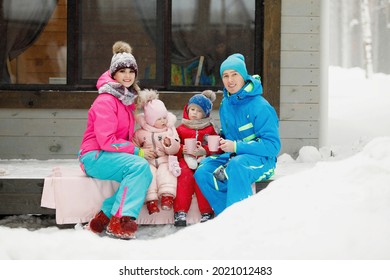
[151,132,159,167]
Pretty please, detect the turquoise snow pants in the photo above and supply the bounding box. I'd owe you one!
[79,150,152,218]
[194,153,275,215]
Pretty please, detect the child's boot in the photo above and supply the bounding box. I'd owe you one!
[160,195,174,210]
[200,212,215,223]
[146,200,160,215]
[174,211,187,227]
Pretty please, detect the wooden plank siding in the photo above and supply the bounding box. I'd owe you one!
[0,109,85,159]
[0,108,221,159]
[279,0,321,157]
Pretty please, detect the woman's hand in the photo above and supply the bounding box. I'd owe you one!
[142,148,157,160]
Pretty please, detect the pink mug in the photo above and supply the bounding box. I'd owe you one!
[208,135,220,152]
[184,138,201,155]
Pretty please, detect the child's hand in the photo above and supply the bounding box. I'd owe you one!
[143,148,157,160]
[194,146,206,156]
[219,139,235,153]
[183,145,189,155]
[163,137,171,147]
[183,145,198,156]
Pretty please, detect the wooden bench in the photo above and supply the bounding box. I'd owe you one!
[0,169,272,224]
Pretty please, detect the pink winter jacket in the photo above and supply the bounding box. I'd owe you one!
[79,71,138,156]
[133,111,180,200]
[133,112,180,167]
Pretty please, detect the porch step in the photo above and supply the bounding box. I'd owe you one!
[0,178,54,215]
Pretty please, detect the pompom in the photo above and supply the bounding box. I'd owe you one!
[202,90,216,102]
[137,89,159,108]
[112,41,132,54]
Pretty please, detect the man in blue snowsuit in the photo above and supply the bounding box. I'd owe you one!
[194,53,281,215]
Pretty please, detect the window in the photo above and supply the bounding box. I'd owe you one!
[78,0,163,86]
[1,0,262,91]
[170,0,256,87]
[1,0,66,86]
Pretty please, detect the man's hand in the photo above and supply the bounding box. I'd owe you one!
[219,139,235,153]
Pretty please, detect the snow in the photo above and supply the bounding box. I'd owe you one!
[1,67,390,278]
[0,159,77,178]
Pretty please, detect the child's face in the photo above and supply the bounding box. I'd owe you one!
[113,68,136,88]
[154,116,168,129]
[222,69,245,94]
[188,105,204,120]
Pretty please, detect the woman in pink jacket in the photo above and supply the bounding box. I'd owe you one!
[78,41,154,239]
[133,89,181,215]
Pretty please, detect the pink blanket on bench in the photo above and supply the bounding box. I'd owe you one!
[41,166,201,225]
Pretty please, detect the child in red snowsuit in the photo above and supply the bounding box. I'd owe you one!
[173,90,219,226]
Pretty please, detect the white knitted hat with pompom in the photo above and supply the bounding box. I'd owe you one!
[109,41,138,77]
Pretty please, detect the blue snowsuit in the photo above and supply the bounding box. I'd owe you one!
[194,75,281,215]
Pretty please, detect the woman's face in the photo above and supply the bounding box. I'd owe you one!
[114,68,136,88]
[221,70,245,94]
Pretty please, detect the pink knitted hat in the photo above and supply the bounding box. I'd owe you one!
[144,99,168,126]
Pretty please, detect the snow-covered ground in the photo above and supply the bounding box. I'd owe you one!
[1,67,390,279]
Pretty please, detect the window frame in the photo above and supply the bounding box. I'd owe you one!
[0,0,280,114]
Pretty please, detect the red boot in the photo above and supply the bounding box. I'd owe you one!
[161,195,174,210]
[88,211,110,233]
[146,200,160,215]
[106,216,138,239]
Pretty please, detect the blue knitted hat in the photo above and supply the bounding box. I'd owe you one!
[188,90,216,117]
[219,53,248,79]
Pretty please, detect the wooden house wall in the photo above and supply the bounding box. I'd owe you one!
[279,0,321,157]
[0,108,221,160]
[0,0,322,159]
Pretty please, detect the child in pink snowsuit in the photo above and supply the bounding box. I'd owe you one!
[133,89,181,215]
